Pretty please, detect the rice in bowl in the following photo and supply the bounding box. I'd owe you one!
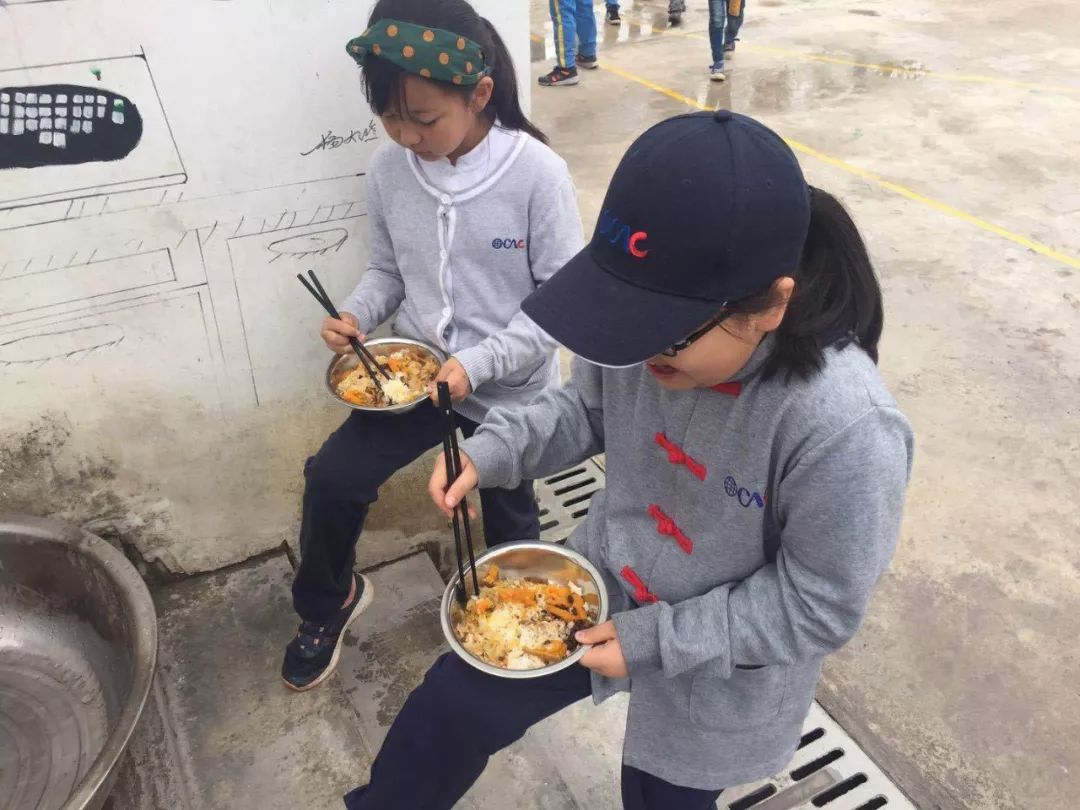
[451,564,599,671]
[334,346,440,408]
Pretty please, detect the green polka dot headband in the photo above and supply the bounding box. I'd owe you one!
[346,18,493,86]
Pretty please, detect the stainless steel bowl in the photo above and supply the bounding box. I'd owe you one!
[0,516,157,810]
[325,337,448,415]
[440,541,609,679]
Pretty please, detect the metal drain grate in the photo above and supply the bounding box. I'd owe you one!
[535,461,913,810]
[535,458,606,542]
[723,703,914,810]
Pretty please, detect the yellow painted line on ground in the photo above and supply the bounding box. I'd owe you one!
[599,62,1080,271]
[732,41,1080,97]
[578,10,1080,97]
[530,33,544,43]
[601,63,704,108]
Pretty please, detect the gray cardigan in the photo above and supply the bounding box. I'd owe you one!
[341,131,584,424]
[463,338,914,789]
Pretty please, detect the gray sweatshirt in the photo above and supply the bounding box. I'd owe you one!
[463,337,914,789]
[340,128,584,424]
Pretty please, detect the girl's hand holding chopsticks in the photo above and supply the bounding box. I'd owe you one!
[321,312,365,354]
[427,358,472,404]
[428,450,478,520]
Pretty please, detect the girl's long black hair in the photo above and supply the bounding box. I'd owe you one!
[362,0,548,143]
[726,188,884,381]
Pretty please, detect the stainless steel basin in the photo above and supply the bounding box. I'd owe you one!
[0,516,157,810]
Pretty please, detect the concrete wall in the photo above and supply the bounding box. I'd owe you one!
[0,0,530,575]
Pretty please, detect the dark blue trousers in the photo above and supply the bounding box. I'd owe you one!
[343,652,724,809]
[292,402,540,622]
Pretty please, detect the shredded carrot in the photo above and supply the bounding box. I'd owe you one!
[499,587,537,606]
[525,639,567,661]
[568,592,588,619]
[544,584,572,606]
[544,604,576,622]
[470,597,494,614]
[482,564,500,586]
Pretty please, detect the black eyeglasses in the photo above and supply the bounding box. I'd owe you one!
[661,310,729,357]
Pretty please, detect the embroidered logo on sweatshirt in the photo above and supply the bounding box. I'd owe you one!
[491,237,527,250]
[597,209,648,259]
[724,475,765,509]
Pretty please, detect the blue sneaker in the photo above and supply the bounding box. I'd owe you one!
[710,63,727,81]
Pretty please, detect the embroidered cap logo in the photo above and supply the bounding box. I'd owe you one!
[597,209,648,259]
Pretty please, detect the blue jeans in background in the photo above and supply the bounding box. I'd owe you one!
[550,0,598,68]
[709,0,746,66]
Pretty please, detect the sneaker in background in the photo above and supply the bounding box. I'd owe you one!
[710,62,727,81]
[576,53,599,70]
[606,4,622,25]
[538,66,581,87]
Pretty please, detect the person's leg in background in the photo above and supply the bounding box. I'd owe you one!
[343,652,592,809]
[541,0,582,86]
[669,0,687,26]
[621,765,724,810]
[458,418,541,545]
[606,1,622,27]
[575,0,601,71]
[707,0,729,79]
[284,404,448,690]
[725,0,746,54]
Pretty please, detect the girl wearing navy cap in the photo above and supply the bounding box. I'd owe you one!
[344,111,913,810]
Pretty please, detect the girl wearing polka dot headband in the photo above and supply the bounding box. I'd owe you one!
[283,0,585,717]
[347,0,546,144]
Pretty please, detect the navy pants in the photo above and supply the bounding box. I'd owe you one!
[292,402,540,623]
[343,652,724,810]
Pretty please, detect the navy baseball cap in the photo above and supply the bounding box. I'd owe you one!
[522,110,812,367]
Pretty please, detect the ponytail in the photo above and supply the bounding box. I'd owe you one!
[362,0,548,144]
[479,18,548,144]
[725,187,883,381]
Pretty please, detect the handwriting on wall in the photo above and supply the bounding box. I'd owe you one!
[300,120,378,157]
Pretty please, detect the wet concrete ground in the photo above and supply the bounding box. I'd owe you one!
[527,1,1080,808]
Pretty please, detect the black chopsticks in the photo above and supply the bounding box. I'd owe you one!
[438,381,479,606]
[296,269,392,387]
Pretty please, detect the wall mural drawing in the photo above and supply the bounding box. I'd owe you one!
[0,247,176,318]
[0,0,527,573]
[0,53,185,210]
[225,215,365,406]
[266,228,349,262]
[0,324,125,366]
[0,85,143,168]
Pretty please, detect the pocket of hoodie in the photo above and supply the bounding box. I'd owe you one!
[493,357,549,391]
[689,663,787,732]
